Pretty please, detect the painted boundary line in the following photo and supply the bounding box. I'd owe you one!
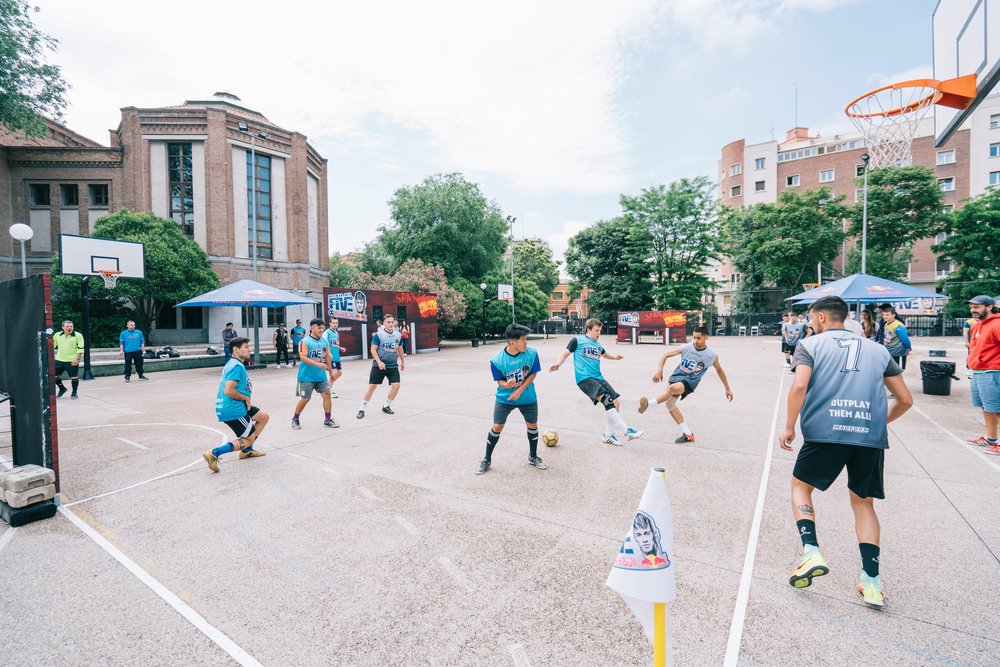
[723,370,787,667]
[59,505,262,667]
[911,405,1000,475]
[0,526,16,555]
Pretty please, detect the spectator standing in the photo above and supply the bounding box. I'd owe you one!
[53,320,84,400]
[290,319,306,367]
[966,295,1000,454]
[119,320,148,383]
[273,323,291,368]
[400,319,410,350]
[877,304,911,371]
[860,310,876,340]
[222,323,238,361]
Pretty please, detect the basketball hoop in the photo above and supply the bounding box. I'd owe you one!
[801,283,820,291]
[97,270,122,289]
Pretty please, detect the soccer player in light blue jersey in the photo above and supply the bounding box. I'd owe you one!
[321,316,347,399]
[639,326,733,444]
[358,315,405,419]
[549,318,642,446]
[292,319,337,429]
[203,337,269,473]
[476,323,546,475]
[779,296,912,608]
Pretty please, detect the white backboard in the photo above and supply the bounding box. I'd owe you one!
[498,284,514,302]
[933,0,1000,145]
[59,234,146,278]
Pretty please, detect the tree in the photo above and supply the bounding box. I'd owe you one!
[564,217,653,322]
[356,237,397,276]
[353,258,467,328]
[933,187,1000,315]
[382,173,509,282]
[847,165,945,279]
[51,210,220,341]
[0,0,69,137]
[621,178,721,309]
[722,188,847,303]
[513,238,560,296]
[328,254,359,288]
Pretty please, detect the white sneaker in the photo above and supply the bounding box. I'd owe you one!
[602,434,623,447]
[625,427,643,441]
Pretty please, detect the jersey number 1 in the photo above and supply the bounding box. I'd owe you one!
[837,337,861,373]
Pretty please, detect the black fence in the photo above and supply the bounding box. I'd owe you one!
[707,313,966,337]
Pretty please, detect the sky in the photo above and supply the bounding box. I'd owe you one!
[32,0,938,268]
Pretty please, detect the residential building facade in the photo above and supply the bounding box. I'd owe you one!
[548,281,589,320]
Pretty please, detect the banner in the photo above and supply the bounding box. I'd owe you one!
[327,290,368,321]
[607,467,676,643]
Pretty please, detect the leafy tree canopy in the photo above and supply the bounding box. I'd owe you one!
[0,0,68,137]
[513,238,560,296]
[328,254,359,288]
[353,258,467,327]
[382,173,509,282]
[933,187,1000,315]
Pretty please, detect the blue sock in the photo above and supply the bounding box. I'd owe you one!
[212,443,235,457]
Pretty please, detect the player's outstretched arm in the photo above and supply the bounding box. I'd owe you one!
[549,349,571,372]
[653,347,680,381]
[713,358,734,401]
[602,349,623,361]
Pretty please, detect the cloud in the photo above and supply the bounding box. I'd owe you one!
[865,65,934,88]
[547,219,592,269]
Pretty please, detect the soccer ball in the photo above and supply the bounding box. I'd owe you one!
[542,430,559,447]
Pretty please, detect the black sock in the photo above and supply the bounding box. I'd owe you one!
[55,378,65,390]
[796,519,818,547]
[527,428,539,458]
[71,379,79,394]
[859,543,880,577]
[485,429,500,462]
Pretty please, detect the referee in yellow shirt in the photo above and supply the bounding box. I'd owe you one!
[53,320,85,399]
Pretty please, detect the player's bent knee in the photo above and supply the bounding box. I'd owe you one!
[600,394,616,410]
[492,424,505,433]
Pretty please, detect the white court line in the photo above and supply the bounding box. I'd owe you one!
[62,422,228,439]
[285,451,308,461]
[356,486,379,500]
[436,556,473,592]
[116,437,147,450]
[723,370,786,667]
[394,515,419,536]
[59,505,262,667]
[911,405,1000,475]
[321,466,341,476]
[0,527,16,555]
[64,459,203,507]
[508,643,532,667]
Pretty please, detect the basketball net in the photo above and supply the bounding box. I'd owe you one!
[98,270,121,289]
[845,80,941,169]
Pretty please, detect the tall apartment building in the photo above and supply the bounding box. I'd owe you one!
[710,91,1000,314]
[0,92,329,341]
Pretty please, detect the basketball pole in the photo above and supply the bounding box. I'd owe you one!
[81,276,94,380]
[860,153,870,275]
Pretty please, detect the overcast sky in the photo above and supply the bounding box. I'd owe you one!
[33,0,936,266]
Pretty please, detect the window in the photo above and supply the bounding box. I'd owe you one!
[240,307,284,328]
[819,169,835,183]
[156,305,177,330]
[990,171,1000,186]
[729,163,741,176]
[936,149,956,165]
[939,177,955,191]
[755,180,765,192]
[940,204,954,215]
[754,157,765,170]
[88,184,109,206]
[396,305,407,322]
[29,183,50,206]
[935,231,952,244]
[991,113,1000,129]
[246,152,272,259]
[181,307,204,329]
[855,188,864,202]
[935,258,952,276]
[168,143,195,238]
[59,184,79,206]
[730,185,742,197]
[990,143,1000,158]
[372,305,384,323]
[552,291,564,301]
[786,174,800,187]
[856,164,866,177]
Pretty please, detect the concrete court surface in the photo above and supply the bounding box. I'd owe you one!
[0,334,997,666]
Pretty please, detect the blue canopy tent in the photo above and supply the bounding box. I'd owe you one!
[786,273,947,305]
[176,279,317,365]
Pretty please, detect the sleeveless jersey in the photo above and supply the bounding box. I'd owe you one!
[667,344,718,387]
[297,335,329,382]
[372,327,402,367]
[322,328,341,361]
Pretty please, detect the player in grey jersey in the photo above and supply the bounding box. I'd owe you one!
[638,326,733,444]
[778,296,912,608]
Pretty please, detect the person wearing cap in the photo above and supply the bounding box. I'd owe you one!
[966,295,1000,454]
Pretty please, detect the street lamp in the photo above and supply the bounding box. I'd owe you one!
[479,282,498,341]
[238,123,270,365]
[860,153,870,275]
[9,223,33,278]
[506,215,516,323]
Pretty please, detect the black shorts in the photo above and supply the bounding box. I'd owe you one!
[672,379,696,400]
[54,360,79,378]
[785,343,798,355]
[792,441,885,499]
[369,364,401,385]
[493,401,538,425]
[222,406,261,440]
[330,361,342,370]
[577,377,620,405]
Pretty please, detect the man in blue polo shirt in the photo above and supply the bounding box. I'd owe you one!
[119,320,148,383]
[290,319,306,367]
[476,323,546,475]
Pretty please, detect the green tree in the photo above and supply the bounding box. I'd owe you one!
[621,178,721,309]
[722,188,847,302]
[848,165,945,278]
[52,210,219,341]
[353,258,467,328]
[328,254,359,287]
[382,173,509,282]
[356,237,396,276]
[0,0,69,137]
[564,217,653,322]
[933,187,1000,315]
[513,238,560,296]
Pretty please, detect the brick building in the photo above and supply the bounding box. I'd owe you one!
[547,281,589,320]
[710,91,1000,314]
[0,92,329,342]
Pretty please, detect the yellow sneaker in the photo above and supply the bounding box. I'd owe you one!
[788,548,829,588]
[638,396,649,414]
[858,574,885,607]
[239,449,266,459]
[203,451,219,473]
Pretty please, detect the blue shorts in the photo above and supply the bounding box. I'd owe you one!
[970,371,1000,412]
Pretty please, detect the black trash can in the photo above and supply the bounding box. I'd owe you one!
[471,338,480,348]
[920,360,957,396]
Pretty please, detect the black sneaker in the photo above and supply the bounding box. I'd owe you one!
[382,405,394,414]
[139,376,149,381]
[356,410,365,419]
[71,393,79,400]
[475,459,491,475]
[57,387,67,398]
[674,433,695,444]
[124,377,131,383]
[528,456,548,470]
[323,419,339,428]
[291,418,301,430]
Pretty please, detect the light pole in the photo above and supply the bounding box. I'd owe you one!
[506,215,516,323]
[860,153,870,275]
[9,223,33,278]
[238,122,270,365]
